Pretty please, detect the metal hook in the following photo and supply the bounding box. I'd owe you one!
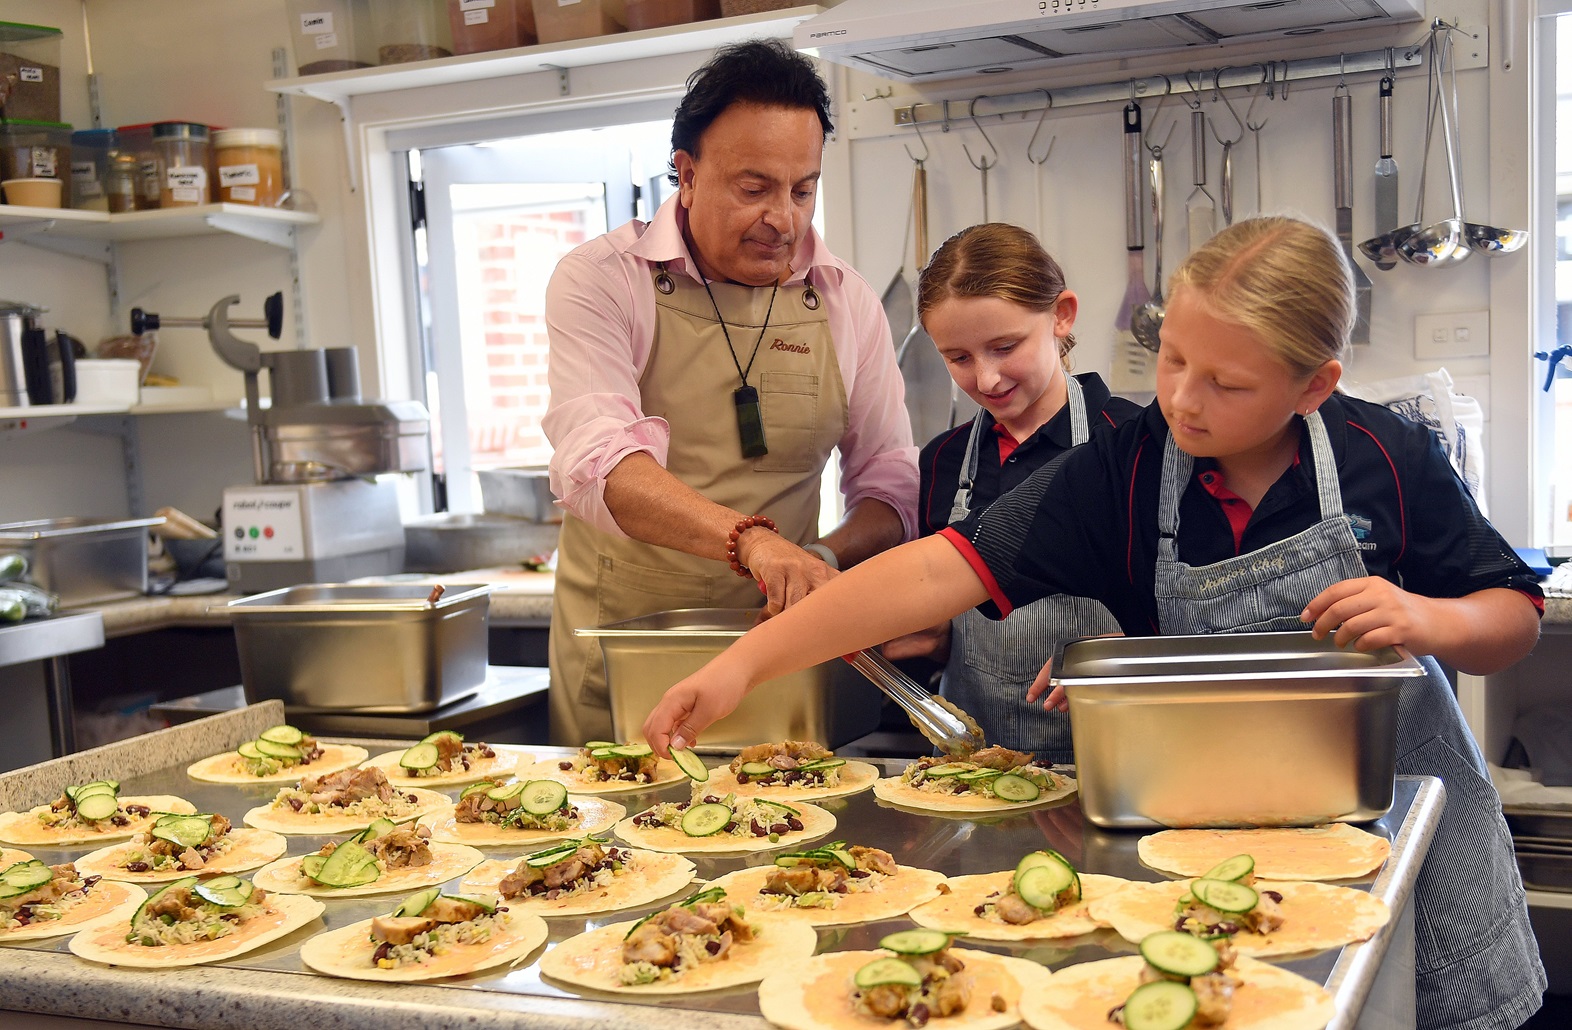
[1335,53,1348,95]
[1142,79,1176,156]
[1208,76,1245,147]
[903,104,930,164]
[1385,46,1396,78]
[962,96,999,171]
[1245,71,1271,132]
[860,86,893,102]
[1027,89,1054,165]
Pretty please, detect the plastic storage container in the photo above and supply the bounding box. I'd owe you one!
[72,359,142,406]
[532,0,625,43]
[105,151,139,212]
[719,0,794,12]
[0,120,71,201]
[447,0,525,52]
[213,128,284,207]
[152,122,210,207]
[287,0,374,74]
[371,0,453,64]
[114,124,164,210]
[625,0,719,30]
[0,21,63,123]
[69,128,115,211]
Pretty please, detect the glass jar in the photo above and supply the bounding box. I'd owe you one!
[106,152,139,213]
[152,122,211,207]
[116,124,164,209]
[371,0,453,64]
[69,128,116,211]
[213,128,284,207]
[287,0,375,74]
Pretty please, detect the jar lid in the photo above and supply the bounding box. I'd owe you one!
[152,122,211,141]
[72,128,117,144]
[212,128,282,149]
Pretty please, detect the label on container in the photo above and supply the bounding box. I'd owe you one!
[299,12,334,35]
[228,186,257,202]
[219,164,262,187]
[557,0,583,6]
[314,32,340,49]
[19,66,42,83]
[464,9,490,24]
[166,166,208,191]
[460,0,497,8]
[72,160,97,182]
[171,187,201,203]
[29,147,56,178]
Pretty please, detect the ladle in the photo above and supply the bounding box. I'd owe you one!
[1383,30,1461,266]
[1438,27,1527,256]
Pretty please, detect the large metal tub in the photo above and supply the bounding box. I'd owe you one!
[403,513,559,573]
[1052,631,1425,829]
[228,583,490,713]
[0,516,164,606]
[577,608,882,752]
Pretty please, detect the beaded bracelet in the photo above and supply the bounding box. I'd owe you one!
[726,514,778,578]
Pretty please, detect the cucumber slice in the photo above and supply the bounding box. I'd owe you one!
[801,758,846,770]
[420,730,464,746]
[755,798,801,815]
[151,816,213,850]
[854,957,922,990]
[583,740,616,750]
[680,802,733,837]
[672,748,708,783]
[1199,854,1255,883]
[1140,930,1220,978]
[955,768,1003,782]
[0,882,29,899]
[588,748,617,759]
[74,793,119,822]
[1121,980,1197,1030]
[990,773,1041,802]
[315,840,380,887]
[71,781,118,800]
[486,782,527,802]
[520,780,568,816]
[1014,850,1080,901]
[461,781,499,799]
[878,928,953,956]
[299,855,327,879]
[360,818,398,842]
[393,887,442,918]
[825,848,857,871]
[921,762,972,778]
[2,861,53,890]
[525,843,580,868]
[193,876,254,908]
[399,742,441,771]
[442,892,496,913]
[259,725,305,746]
[254,739,303,760]
[132,876,200,926]
[237,741,266,760]
[608,743,653,758]
[1190,877,1258,914]
[739,761,776,777]
[1015,863,1074,910]
[681,886,726,907]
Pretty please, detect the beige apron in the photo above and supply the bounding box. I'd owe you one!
[547,265,847,743]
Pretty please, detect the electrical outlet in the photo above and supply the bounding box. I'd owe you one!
[1414,311,1490,360]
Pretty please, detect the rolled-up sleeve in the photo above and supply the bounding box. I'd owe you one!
[542,248,668,537]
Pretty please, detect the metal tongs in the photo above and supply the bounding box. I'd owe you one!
[843,649,986,755]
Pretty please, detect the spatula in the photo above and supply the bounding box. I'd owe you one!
[1115,102,1150,333]
[1333,89,1374,344]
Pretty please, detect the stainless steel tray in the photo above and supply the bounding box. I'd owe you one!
[1504,805,1572,841]
[0,515,164,606]
[1052,631,1426,829]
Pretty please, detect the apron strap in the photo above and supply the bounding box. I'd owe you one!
[949,374,1088,524]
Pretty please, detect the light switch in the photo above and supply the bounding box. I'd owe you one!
[1414,311,1490,360]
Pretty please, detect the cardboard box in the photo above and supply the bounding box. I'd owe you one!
[532,0,625,43]
[0,53,60,124]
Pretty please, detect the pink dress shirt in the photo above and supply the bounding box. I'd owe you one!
[543,194,919,540]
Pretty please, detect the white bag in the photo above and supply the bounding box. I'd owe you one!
[1343,368,1487,516]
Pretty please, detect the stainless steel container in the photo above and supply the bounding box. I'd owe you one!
[476,467,561,523]
[227,583,490,713]
[1051,631,1426,829]
[403,513,559,572]
[0,516,164,606]
[576,608,882,752]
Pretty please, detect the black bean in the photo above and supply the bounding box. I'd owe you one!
[125,862,150,873]
[373,942,392,963]
[736,774,749,784]
[770,822,789,834]
[973,905,986,915]
[705,940,722,955]
[558,761,573,771]
[851,869,870,878]
[909,1002,931,1027]
[1263,890,1283,903]
[787,817,803,831]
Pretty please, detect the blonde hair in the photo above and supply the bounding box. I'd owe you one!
[1168,216,1352,378]
[918,222,1076,361]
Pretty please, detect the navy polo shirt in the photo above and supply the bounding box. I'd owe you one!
[916,372,1143,537]
[940,391,1542,635]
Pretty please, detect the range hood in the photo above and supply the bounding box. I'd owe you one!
[796,0,1425,81]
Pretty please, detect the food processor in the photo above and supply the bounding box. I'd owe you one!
[130,294,430,592]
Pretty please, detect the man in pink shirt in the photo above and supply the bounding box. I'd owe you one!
[542,39,918,743]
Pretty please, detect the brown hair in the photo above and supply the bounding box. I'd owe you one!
[1167,216,1353,377]
[918,222,1076,361]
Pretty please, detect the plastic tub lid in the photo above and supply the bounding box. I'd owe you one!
[72,128,117,144]
[212,128,282,149]
[0,120,72,130]
[152,122,210,140]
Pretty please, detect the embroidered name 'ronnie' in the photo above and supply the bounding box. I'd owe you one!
[769,338,810,354]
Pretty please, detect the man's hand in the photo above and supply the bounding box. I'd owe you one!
[881,621,952,663]
[642,667,750,758]
[738,529,838,618]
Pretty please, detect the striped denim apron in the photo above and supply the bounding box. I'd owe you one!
[941,374,1121,761]
[1150,411,1544,1030]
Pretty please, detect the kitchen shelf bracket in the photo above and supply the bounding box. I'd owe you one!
[201,214,298,249]
[74,413,147,516]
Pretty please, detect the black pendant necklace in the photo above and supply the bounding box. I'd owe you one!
[700,275,778,459]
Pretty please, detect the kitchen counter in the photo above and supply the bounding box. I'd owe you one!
[0,701,1441,1030]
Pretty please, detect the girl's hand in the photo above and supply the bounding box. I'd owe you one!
[881,621,952,663]
[1300,576,1431,653]
[642,670,749,758]
[1025,659,1068,713]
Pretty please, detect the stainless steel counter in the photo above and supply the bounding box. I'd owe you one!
[0,704,1442,1030]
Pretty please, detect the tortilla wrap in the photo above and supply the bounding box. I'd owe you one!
[517,757,688,795]
[299,909,549,982]
[1090,878,1389,957]
[0,796,197,846]
[1019,953,1334,1030]
[705,862,946,926]
[540,912,818,995]
[1,847,33,866]
[68,891,325,968]
[359,744,529,788]
[2,880,145,943]
[251,841,484,898]
[1138,823,1390,881]
[613,801,836,854]
[185,744,369,785]
[908,871,1129,941]
[759,948,1054,1030]
[702,760,881,803]
[419,796,625,848]
[872,772,1077,815]
[74,828,289,883]
[242,787,452,836]
[459,850,697,916]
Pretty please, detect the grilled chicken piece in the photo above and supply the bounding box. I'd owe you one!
[763,866,819,896]
[422,896,488,923]
[911,949,966,978]
[1245,890,1285,934]
[498,863,544,898]
[849,846,897,876]
[931,971,973,1016]
[1190,971,1241,1026]
[656,906,719,937]
[303,767,394,807]
[371,915,438,946]
[147,886,198,923]
[454,785,519,822]
[622,921,678,966]
[967,746,1034,771]
[433,734,465,768]
[692,900,753,942]
[206,814,232,842]
[994,892,1042,925]
[6,864,82,910]
[861,985,910,1019]
[543,844,606,889]
[730,740,832,773]
[816,865,848,893]
[363,824,434,870]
